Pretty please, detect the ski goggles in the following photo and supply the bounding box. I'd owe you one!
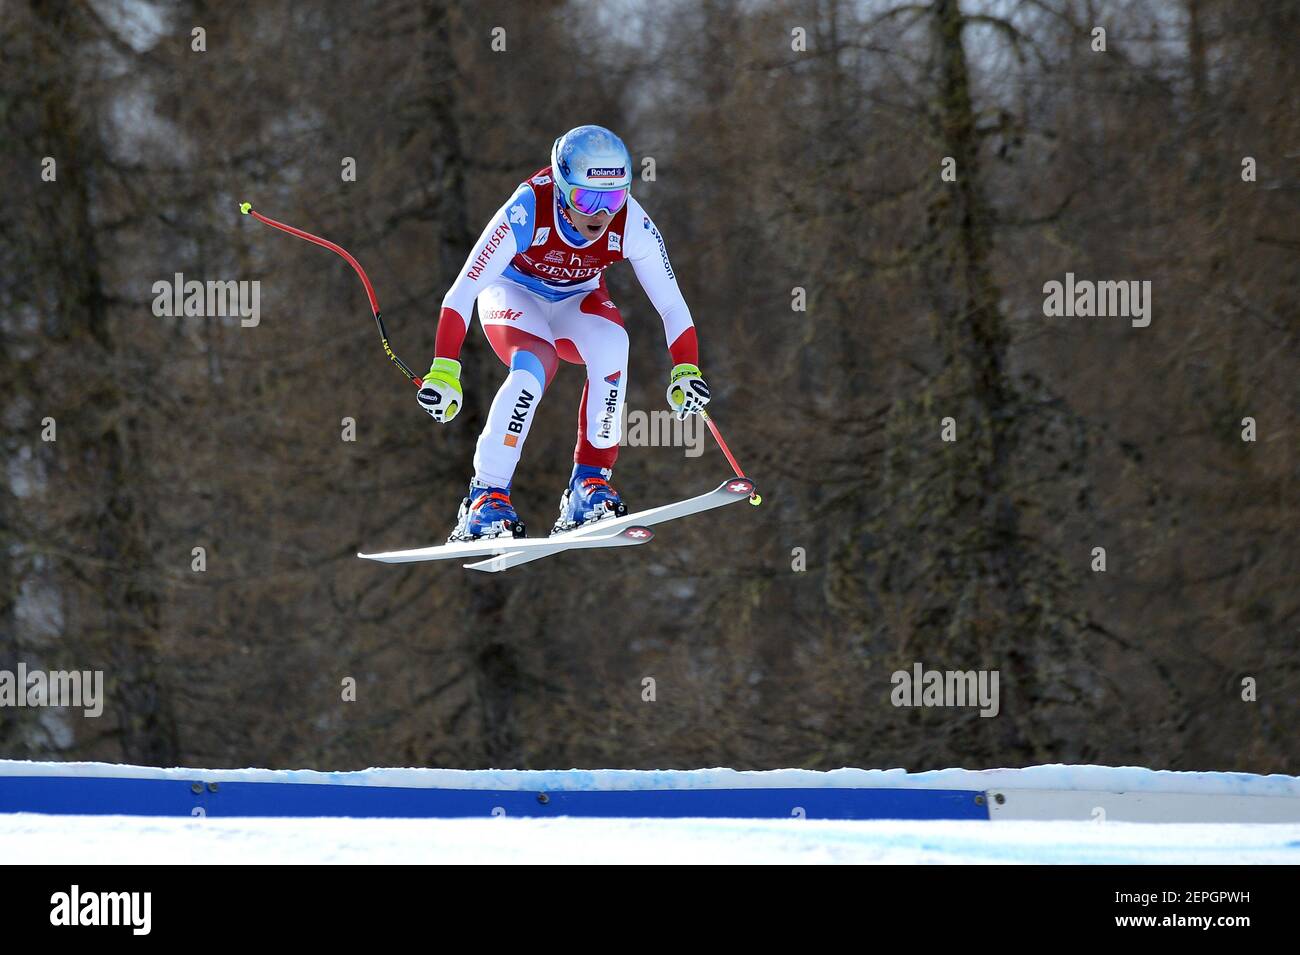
[565,186,629,216]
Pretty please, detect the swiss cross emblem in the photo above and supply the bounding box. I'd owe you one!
[728,481,751,493]
[627,528,649,539]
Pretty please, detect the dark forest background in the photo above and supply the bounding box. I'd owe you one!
[1,0,1295,773]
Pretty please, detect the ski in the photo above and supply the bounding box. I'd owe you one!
[464,477,756,573]
[358,524,654,565]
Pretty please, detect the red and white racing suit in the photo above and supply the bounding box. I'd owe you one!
[432,167,698,487]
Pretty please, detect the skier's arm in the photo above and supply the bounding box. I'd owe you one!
[624,198,698,367]
[624,199,709,418]
[419,185,536,423]
[432,184,536,360]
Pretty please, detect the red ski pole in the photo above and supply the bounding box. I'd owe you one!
[700,409,761,505]
[239,201,423,387]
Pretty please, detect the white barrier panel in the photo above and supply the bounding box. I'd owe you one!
[3,761,1297,797]
[987,789,1300,823]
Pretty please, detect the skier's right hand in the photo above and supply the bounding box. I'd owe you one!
[417,357,463,422]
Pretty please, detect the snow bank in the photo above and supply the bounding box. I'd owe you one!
[3,814,1298,864]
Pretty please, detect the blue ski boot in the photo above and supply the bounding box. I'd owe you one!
[552,464,629,535]
[448,479,527,542]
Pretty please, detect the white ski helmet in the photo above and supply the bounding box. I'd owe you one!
[551,125,633,216]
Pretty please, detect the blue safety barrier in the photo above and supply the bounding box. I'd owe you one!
[0,775,989,820]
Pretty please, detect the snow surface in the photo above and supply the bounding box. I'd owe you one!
[3,760,1297,797]
[3,813,1297,864]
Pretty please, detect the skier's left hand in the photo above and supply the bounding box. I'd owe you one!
[666,363,710,420]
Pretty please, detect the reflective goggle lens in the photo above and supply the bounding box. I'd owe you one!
[569,187,628,216]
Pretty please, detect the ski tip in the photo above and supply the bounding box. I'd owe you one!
[239,201,252,215]
[721,477,756,498]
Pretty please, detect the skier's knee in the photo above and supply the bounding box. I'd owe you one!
[605,323,629,360]
[511,347,555,391]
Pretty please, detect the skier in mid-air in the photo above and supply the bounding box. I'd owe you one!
[417,125,711,541]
